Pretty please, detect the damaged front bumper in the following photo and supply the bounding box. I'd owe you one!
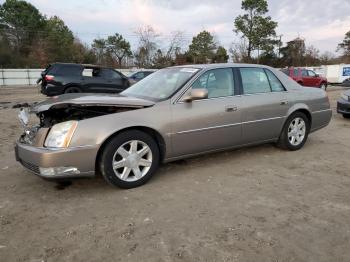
[15,142,99,179]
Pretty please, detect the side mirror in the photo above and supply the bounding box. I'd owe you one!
[182,88,208,102]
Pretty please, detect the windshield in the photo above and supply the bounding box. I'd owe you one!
[121,67,200,101]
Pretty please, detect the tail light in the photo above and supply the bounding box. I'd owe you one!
[45,75,54,81]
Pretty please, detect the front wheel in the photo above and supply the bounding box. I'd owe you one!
[99,130,160,189]
[320,83,327,90]
[343,114,350,119]
[277,112,310,151]
[64,86,82,94]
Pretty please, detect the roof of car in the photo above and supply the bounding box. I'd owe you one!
[172,63,270,69]
[52,62,114,69]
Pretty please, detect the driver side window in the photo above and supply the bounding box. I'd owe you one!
[192,68,234,98]
[103,69,121,80]
[308,70,316,77]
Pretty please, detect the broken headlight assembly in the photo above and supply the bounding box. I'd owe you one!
[44,120,78,148]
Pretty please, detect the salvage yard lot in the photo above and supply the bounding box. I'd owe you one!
[0,86,350,261]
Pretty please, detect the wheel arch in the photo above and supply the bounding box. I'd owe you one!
[95,126,166,173]
[63,84,83,93]
[279,105,312,135]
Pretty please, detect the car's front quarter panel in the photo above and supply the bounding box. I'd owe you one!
[69,101,172,158]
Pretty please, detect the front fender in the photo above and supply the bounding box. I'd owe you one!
[68,102,172,155]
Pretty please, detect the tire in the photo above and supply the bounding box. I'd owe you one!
[64,86,82,94]
[343,114,350,119]
[277,112,310,151]
[320,82,327,90]
[99,130,160,189]
[297,81,303,86]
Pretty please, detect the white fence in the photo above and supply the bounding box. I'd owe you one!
[0,69,42,86]
[0,68,146,86]
[2,64,350,86]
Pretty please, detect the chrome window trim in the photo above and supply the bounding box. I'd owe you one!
[238,90,289,97]
[173,67,238,104]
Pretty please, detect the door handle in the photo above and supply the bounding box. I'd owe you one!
[280,100,288,105]
[225,105,238,112]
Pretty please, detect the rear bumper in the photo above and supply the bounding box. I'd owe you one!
[41,84,64,96]
[310,108,332,133]
[337,98,350,115]
[15,142,99,179]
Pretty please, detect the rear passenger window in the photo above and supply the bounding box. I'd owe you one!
[240,68,271,94]
[293,69,299,76]
[56,66,81,76]
[192,68,234,98]
[265,69,285,92]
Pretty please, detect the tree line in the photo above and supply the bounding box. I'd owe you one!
[0,0,349,69]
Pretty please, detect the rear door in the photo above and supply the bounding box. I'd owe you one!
[171,68,243,157]
[238,67,289,144]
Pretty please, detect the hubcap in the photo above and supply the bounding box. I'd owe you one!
[112,140,152,182]
[288,117,306,146]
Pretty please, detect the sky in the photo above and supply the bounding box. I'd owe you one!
[10,0,350,54]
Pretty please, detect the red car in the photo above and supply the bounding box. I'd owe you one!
[281,67,328,90]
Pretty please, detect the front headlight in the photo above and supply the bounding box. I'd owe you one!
[44,121,78,148]
[341,93,349,101]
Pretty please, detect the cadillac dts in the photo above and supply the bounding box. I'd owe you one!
[15,64,332,188]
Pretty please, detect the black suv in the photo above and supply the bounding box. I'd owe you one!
[38,63,130,96]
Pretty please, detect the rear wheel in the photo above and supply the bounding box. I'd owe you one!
[320,82,327,90]
[99,130,160,189]
[64,86,82,94]
[343,114,350,119]
[277,112,310,151]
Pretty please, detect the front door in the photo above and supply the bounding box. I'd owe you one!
[171,68,243,157]
[307,70,319,87]
[82,68,108,92]
[301,69,314,86]
[101,69,126,93]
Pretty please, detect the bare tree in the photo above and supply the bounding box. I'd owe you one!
[165,31,186,59]
[133,25,160,68]
[304,45,320,66]
[319,51,337,65]
[229,39,249,63]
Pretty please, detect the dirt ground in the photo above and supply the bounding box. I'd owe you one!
[0,86,350,262]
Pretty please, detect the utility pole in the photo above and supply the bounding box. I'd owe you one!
[278,34,283,58]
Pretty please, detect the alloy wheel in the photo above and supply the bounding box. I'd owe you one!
[288,117,306,146]
[112,140,153,182]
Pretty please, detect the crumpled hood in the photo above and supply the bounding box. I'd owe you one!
[32,93,155,113]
